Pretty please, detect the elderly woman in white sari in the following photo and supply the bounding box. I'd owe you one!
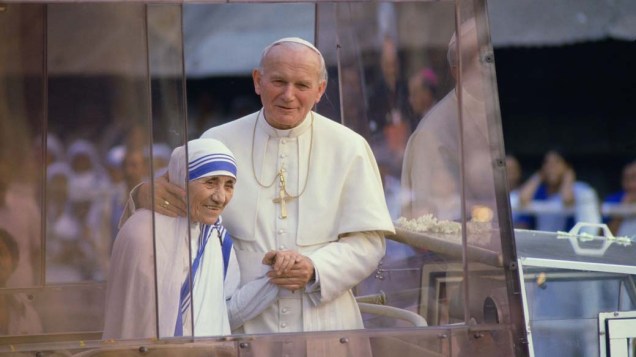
[103,138,238,339]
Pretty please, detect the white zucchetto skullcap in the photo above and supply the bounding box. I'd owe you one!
[271,37,322,56]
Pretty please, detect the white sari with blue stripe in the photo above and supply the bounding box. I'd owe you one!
[103,210,231,339]
[174,219,232,337]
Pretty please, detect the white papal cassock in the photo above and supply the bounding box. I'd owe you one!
[201,110,395,337]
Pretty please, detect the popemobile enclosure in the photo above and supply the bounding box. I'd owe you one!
[2,0,635,356]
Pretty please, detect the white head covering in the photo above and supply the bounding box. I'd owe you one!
[47,162,73,182]
[270,37,321,56]
[66,139,107,202]
[105,145,126,169]
[67,139,102,171]
[168,138,237,189]
[150,143,172,163]
[262,37,328,82]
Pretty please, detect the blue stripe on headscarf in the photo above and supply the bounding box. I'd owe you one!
[190,153,235,169]
[188,158,237,181]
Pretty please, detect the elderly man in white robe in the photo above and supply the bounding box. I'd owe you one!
[401,18,498,229]
[127,37,394,352]
[103,138,238,339]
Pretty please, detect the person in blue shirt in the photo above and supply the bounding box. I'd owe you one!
[518,149,601,233]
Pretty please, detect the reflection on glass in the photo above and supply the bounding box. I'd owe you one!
[349,0,511,332]
[401,15,496,225]
[0,3,44,290]
[34,2,149,338]
[44,3,151,285]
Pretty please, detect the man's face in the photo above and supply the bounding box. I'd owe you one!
[253,44,326,129]
[123,150,148,187]
[188,175,235,225]
[542,151,568,185]
[71,154,93,173]
[381,38,398,86]
[408,75,434,116]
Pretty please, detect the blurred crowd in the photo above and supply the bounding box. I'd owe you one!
[41,129,172,283]
[0,125,174,287]
[507,151,636,237]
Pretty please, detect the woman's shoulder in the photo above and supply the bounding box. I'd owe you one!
[115,209,155,250]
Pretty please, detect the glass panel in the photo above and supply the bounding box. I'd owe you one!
[522,267,636,356]
[102,3,194,341]
[45,2,151,283]
[146,3,191,340]
[0,285,104,342]
[10,2,151,341]
[0,3,46,291]
[517,229,636,357]
[1,1,525,355]
[316,0,461,329]
[314,0,520,342]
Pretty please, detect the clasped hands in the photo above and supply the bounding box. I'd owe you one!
[262,250,315,292]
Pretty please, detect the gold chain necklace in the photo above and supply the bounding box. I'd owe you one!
[251,109,314,218]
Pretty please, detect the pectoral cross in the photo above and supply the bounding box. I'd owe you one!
[272,168,292,219]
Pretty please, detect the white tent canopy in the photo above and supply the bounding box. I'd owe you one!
[183,3,315,77]
[488,0,636,47]
[4,1,635,77]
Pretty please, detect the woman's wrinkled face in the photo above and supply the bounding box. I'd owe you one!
[188,175,235,225]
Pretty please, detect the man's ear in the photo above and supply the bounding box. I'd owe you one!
[315,80,327,104]
[252,69,262,95]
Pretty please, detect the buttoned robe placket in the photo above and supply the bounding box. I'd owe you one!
[272,134,303,336]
